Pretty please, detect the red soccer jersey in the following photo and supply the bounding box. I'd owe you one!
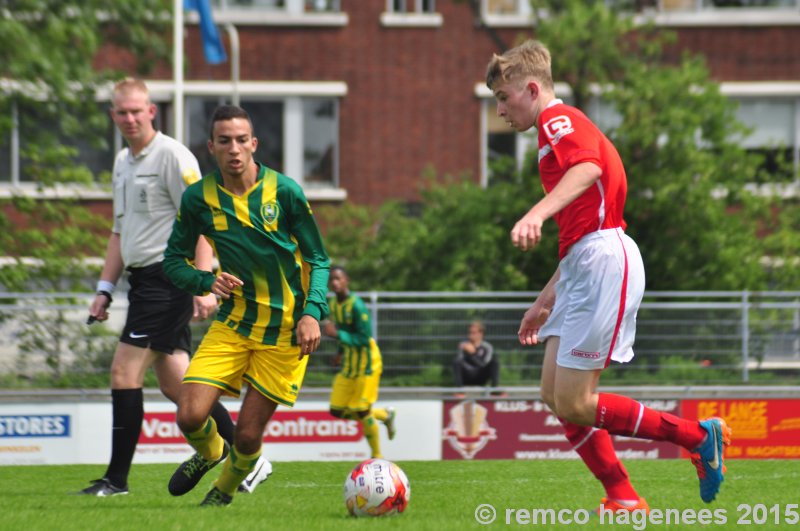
[537,100,628,258]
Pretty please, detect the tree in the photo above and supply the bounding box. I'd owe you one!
[0,1,171,186]
[321,0,799,292]
[320,165,559,292]
[0,1,172,382]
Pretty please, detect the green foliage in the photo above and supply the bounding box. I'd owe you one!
[320,172,558,291]
[321,0,799,293]
[0,1,171,178]
[0,1,172,380]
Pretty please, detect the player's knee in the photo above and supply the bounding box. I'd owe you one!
[175,400,209,433]
[553,395,594,426]
[235,425,265,453]
[175,409,203,433]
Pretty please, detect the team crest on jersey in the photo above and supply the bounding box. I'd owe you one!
[543,115,574,145]
[261,202,280,225]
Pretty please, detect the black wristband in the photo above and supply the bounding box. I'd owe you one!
[97,290,113,304]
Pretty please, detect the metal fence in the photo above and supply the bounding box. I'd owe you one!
[1,291,799,387]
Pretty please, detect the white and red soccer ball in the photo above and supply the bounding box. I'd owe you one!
[343,458,411,517]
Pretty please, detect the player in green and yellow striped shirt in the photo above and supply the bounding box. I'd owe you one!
[324,266,396,459]
[162,105,330,507]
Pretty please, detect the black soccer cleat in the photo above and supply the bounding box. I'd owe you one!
[76,478,129,497]
[200,487,233,507]
[168,441,229,496]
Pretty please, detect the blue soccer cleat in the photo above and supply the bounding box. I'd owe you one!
[690,417,732,503]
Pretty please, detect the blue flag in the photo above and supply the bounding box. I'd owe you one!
[184,0,227,64]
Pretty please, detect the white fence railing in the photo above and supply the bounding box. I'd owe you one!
[1,291,799,385]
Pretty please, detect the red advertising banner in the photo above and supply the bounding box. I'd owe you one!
[442,399,681,460]
[681,399,800,459]
[139,410,362,445]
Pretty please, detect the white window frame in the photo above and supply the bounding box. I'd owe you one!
[381,0,443,27]
[475,81,800,189]
[1,80,348,202]
[200,0,348,27]
[479,0,800,27]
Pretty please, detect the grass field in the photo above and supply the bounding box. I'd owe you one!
[2,459,798,530]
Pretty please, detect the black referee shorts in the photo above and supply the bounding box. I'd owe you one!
[120,262,193,354]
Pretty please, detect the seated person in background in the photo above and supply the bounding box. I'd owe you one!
[453,321,501,396]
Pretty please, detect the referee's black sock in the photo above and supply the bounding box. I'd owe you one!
[211,401,236,446]
[105,388,143,489]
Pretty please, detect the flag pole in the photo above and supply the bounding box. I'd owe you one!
[225,23,240,107]
[173,0,185,144]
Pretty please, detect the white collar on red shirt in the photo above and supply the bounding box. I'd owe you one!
[545,98,564,110]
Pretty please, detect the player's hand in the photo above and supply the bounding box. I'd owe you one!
[459,341,476,354]
[210,272,243,299]
[331,353,342,367]
[322,320,337,338]
[511,210,545,251]
[518,305,551,346]
[296,315,321,358]
[192,293,218,321]
[88,294,111,323]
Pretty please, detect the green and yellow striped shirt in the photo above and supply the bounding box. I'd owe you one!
[330,294,382,377]
[164,163,330,346]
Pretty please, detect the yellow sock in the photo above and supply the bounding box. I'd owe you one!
[184,417,225,462]
[372,407,389,422]
[361,414,381,458]
[213,446,261,496]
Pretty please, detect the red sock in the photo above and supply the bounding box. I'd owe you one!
[560,418,639,501]
[596,393,706,450]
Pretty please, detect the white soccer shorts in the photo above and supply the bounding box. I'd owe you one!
[538,227,645,370]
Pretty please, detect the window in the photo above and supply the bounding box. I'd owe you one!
[1,83,345,199]
[211,0,341,11]
[1,100,115,185]
[477,82,800,186]
[731,97,798,183]
[480,0,800,26]
[302,98,338,186]
[381,0,442,26]
[388,0,436,13]
[186,96,339,187]
[205,0,347,26]
[484,0,526,14]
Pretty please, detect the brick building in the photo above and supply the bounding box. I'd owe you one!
[2,0,799,214]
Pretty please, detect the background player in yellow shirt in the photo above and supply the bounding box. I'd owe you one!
[323,266,396,458]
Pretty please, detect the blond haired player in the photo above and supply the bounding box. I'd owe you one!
[487,40,731,511]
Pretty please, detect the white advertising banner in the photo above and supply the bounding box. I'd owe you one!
[0,398,442,465]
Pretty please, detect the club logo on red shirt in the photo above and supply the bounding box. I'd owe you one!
[543,115,574,145]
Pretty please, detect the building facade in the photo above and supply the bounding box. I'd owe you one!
[2,0,799,212]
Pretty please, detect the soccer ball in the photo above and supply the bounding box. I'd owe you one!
[343,458,411,517]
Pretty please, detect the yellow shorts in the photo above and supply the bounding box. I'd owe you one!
[329,371,381,412]
[184,321,308,406]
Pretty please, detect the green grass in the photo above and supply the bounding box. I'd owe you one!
[2,460,798,530]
